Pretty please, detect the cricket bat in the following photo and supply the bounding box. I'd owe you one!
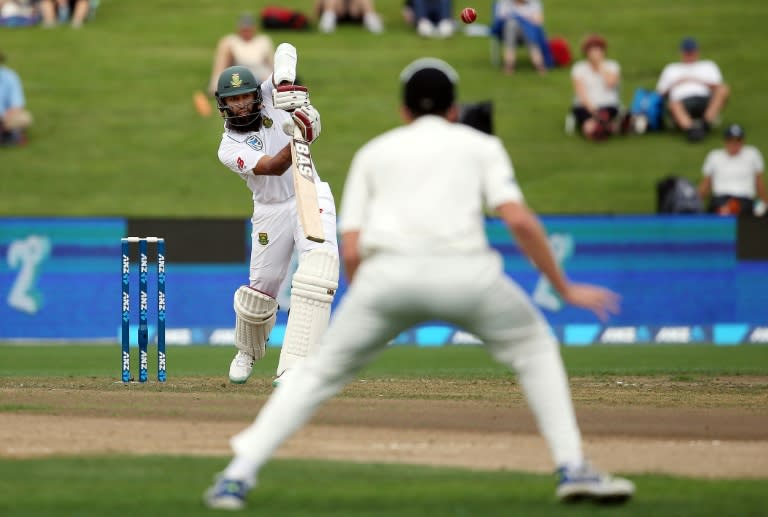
[290,126,325,243]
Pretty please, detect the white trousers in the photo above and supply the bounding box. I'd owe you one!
[248,182,338,297]
[231,252,584,471]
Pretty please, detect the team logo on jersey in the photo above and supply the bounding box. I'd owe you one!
[236,157,245,170]
[246,135,264,151]
[258,232,269,245]
[230,73,243,87]
[262,116,273,128]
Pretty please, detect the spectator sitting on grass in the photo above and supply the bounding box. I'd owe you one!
[316,0,383,34]
[38,0,90,28]
[492,0,553,75]
[207,13,274,96]
[656,37,730,143]
[403,0,454,39]
[698,124,767,216]
[570,34,624,141]
[0,51,32,146]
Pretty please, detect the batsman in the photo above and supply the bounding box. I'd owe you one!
[214,43,339,386]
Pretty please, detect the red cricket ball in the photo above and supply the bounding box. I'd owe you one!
[460,7,477,24]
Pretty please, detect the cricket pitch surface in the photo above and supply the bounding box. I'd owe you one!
[2,376,767,478]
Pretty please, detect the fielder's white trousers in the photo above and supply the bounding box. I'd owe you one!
[230,252,584,472]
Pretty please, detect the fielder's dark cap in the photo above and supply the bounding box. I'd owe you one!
[400,58,459,115]
[724,123,745,139]
[680,37,698,52]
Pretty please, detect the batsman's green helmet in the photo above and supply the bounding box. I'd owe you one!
[215,66,263,130]
[216,66,260,98]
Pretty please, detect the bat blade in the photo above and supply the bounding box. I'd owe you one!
[290,128,325,243]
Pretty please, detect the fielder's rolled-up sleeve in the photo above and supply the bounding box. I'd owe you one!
[483,138,524,209]
[339,149,371,233]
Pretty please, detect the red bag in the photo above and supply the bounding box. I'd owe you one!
[260,6,309,30]
[549,37,572,67]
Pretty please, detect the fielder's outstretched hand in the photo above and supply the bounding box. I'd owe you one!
[561,283,620,322]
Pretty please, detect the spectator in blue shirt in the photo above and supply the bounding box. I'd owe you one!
[0,52,32,146]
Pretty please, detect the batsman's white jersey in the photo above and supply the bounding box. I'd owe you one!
[217,75,338,296]
[228,115,585,472]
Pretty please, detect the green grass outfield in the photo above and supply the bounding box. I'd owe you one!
[0,456,766,517]
[2,0,767,215]
[2,343,768,379]
[1,345,767,515]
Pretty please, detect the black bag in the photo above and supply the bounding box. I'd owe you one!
[260,6,309,30]
[459,101,494,135]
[656,175,704,214]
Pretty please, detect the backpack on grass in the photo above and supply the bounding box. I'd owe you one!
[260,6,309,30]
[656,176,704,214]
[630,88,665,131]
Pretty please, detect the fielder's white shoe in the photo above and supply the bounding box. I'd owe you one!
[229,351,255,384]
[556,463,635,504]
[204,475,255,510]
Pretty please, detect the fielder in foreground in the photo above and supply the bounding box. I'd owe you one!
[214,43,339,386]
[205,57,635,509]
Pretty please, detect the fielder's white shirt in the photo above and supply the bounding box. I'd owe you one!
[702,145,765,198]
[340,115,523,256]
[656,60,723,101]
[571,59,621,107]
[218,76,306,205]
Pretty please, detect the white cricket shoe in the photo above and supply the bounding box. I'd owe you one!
[204,474,255,510]
[437,19,455,38]
[417,19,435,38]
[229,351,255,384]
[319,10,336,33]
[363,12,383,34]
[556,463,635,504]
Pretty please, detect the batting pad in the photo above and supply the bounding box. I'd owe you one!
[277,248,339,375]
[234,286,278,360]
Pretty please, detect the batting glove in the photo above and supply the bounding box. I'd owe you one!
[292,105,321,143]
[272,85,310,112]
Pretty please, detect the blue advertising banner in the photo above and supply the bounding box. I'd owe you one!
[1,216,766,345]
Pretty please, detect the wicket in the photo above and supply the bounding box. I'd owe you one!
[121,237,166,383]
